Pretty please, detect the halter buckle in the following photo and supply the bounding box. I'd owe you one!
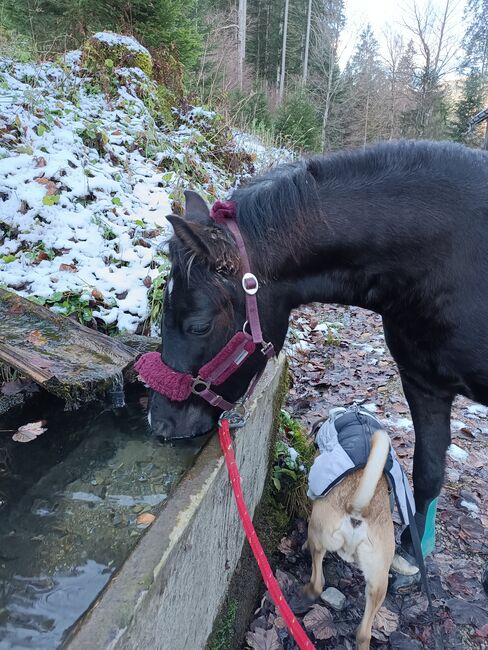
[261,341,275,358]
[242,272,259,295]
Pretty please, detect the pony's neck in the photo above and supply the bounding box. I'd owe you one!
[235,149,447,317]
[257,205,437,317]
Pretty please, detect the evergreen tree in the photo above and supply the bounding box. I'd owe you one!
[307,0,347,151]
[273,89,320,150]
[246,0,309,87]
[451,73,485,143]
[463,0,488,77]
[451,0,488,144]
[343,25,388,147]
[4,0,202,66]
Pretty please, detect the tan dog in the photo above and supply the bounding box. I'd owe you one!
[304,429,395,650]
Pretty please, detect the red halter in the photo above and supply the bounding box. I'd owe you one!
[134,200,275,416]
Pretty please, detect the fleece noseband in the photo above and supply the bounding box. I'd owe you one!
[134,200,275,414]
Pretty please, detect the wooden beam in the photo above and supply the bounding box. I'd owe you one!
[0,288,142,403]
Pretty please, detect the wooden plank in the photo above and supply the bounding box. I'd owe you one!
[0,288,140,403]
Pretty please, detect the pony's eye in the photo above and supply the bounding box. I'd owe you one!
[188,322,211,335]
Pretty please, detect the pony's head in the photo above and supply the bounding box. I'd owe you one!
[143,190,290,439]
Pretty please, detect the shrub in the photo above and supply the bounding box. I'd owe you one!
[273,91,321,152]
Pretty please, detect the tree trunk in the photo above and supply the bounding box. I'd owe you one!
[279,0,290,103]
[302,0,313,85]
[238,0,247,91]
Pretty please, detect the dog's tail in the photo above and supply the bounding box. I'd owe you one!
[348,430,390,517]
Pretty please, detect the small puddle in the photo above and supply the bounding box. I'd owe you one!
[0,394,206,648]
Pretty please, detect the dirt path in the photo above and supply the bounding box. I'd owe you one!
[246,304,488,649]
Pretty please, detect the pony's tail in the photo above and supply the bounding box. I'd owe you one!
[348,430,390,517]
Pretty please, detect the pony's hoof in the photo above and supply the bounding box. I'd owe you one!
[483,565,488,595]
[388,569,421,595]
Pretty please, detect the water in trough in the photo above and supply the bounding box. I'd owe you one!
[0,392,205,648]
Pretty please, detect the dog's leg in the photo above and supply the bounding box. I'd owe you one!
[304,536,326,598]
[355,567,389,650]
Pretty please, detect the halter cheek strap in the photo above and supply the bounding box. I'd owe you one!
[211,201,273,355]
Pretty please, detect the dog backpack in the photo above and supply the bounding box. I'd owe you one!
[307,407,415,525]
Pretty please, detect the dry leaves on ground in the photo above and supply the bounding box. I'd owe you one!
[245,626,281,650]
[303,604,337,640]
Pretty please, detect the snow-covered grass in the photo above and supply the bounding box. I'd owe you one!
[0,44,293,334]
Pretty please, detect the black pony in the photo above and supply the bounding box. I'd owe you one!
[150,139,488,587]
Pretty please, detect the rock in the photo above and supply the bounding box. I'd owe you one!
[447,443,469,463]
[82,32,153,77]
[320,586,346,611]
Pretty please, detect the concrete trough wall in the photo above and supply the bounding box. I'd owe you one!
[66,355,286,650]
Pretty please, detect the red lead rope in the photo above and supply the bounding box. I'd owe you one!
[219,418,315,650]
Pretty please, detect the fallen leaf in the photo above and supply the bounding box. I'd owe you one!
[91,288,104,301]
[25,329,48,346]
[59,263,77,273]
[36,251,50,262]
[34,156,46,167]
[302,604,336,640]
[245,626,280,650]
[34,177,57,195]
[136,513,155,526]
[12,420,47,443]
[278,535,295,557]
[371,606,399,640]
[7,303,23,316]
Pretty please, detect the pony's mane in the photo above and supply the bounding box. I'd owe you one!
[230,139,488,277]
[231,161,320,277]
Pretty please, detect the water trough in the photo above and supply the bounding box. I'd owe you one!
[57,354,286,650]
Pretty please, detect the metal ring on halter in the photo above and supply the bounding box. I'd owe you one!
[191,377,210,395]
[242,320,251,335]
[242,272,259,295]
[219,403,248,429]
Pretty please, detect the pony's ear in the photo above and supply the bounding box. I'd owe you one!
[184,190,210,222]
[167,214,240,274]
[167,215,211,258]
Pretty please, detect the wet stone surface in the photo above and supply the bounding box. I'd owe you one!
[0,395,205,648]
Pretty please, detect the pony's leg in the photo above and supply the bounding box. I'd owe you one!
[397,375,453,566]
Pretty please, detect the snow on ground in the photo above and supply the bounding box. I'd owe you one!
[233,130,294,173]
[0,47,292,333]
